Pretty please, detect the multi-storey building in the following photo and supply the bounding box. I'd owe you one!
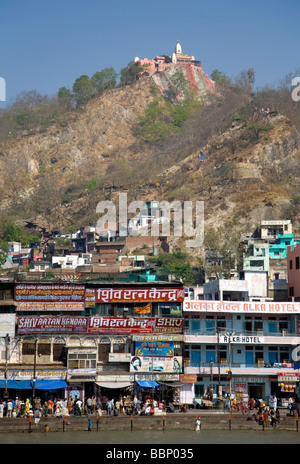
[0,278,185,405]
[183,299,300,407]
[287,242,300,301]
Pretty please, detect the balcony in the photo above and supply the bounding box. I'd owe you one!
[184,324,296,338]
[186,360,296,371]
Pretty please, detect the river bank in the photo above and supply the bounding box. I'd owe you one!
[0,409,298,434]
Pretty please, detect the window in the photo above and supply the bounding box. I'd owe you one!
[279,318,288,331]
[254,318,263,332]
[53,344,66,362]
[290,260,293,270]
[68,352,97,370]
[112,343,125,353]
[296,257,299,269]
[22,342,35,355]
[289,287,294,297]
[38,343,51,356]
[98,344,110,363]
[205,345,216,363]
[194,384,204,398]
[216,316,226,329]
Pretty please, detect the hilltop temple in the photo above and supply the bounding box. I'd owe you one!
[134,41,201,77]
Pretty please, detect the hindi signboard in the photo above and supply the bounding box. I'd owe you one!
[95,287,185,303]
[15,284,86,311]
[17,316,88,334]
[184,300,300,314]
[87,317,184,335]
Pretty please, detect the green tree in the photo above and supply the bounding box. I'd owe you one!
[246,121,274,140]
[210,69,231,87]
[135,97,200,142]
[148,251,195,285]
[120,62,144,86]
[57,86,74,110]
[72,75,95,106]
[0,221,40,247]
[91,67,118,94]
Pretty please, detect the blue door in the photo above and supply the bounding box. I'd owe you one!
[245,351,254,366]
[205,320,215,334]
[206,350,216,363]
[268,352,277,364]
[191,351,201,367]
[190,320,200,334]
[268,321,277,334]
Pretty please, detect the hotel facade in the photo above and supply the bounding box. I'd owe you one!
[183,299,300,406]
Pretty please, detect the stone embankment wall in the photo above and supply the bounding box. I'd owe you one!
[0,412,298,433]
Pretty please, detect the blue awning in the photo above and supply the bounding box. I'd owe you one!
[136,380,159,388]
[0,380,32,389]
[33,380,67,390]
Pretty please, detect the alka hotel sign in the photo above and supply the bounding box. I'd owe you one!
[183,300,300,314]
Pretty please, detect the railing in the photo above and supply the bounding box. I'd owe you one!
[188,361,295,369]
[184,327,296,337]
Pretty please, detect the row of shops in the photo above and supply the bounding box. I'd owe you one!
[0,281,300,407]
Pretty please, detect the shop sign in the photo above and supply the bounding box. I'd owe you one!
[67,368,97,377]
[135,373,179,381]
[15,283,86,302]
[87,317,183,334]
[184,300,300,314]
[155,318,184,334]
[85,288,96,308]
[132,334,183,342]
[220,335,264,344]
[16,302,85,312]
[130,356,182,373]
[234,383,247,392]
[15,283,86,311]
[135,341,174,357]
[179,374,197,383]
[7,369,66,380]
[95,287,185,303]
[88,316,155,334]
[17,316,88,333]
[108,353,131,362]
[278,372,299,382]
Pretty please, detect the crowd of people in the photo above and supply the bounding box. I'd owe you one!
[0,394,173,419]
[249,399,281,428]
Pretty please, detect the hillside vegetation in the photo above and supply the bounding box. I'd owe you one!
[0,64,300,252]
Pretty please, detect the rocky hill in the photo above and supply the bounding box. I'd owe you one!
[0,67,300,248]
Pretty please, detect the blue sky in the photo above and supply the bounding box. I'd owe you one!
[1,0,299,107]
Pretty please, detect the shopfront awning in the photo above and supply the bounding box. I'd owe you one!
[0,380,32,389]
[158,382,184,388]
[95,381,131,389]
[136,380,159,388]
[33,380,67,390]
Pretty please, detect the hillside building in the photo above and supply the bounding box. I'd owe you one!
[134,41,201,78]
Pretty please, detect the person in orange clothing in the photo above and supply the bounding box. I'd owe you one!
[232,398,238,411]
[47,399,54,415]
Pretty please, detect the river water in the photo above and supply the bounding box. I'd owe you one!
[0,429,299,444]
